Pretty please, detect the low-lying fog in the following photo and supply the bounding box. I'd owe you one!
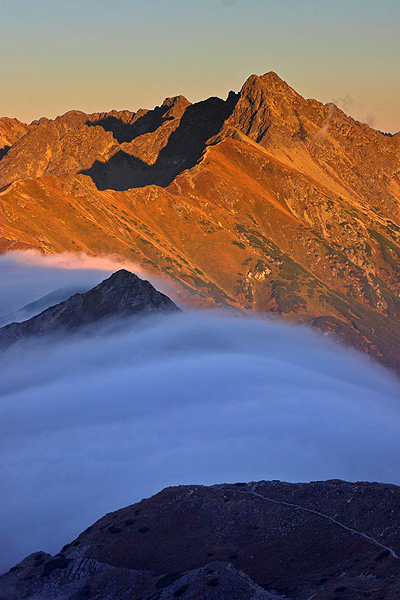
[1,252,399,572]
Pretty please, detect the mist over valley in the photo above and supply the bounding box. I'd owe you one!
[0,254,398,579]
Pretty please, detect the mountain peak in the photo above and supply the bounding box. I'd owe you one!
[239,71,298,101]
[106,268,140,281]
[0,270,180,348]
[219,70,312,148]
[260,70,286,84]
[161,95,190,109]
[220,72,293,145]
[161,95,191,119]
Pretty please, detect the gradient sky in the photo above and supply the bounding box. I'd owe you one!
[1,0,399,132]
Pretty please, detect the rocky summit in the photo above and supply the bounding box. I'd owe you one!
[0,269,180,348]
[1,72,399,372]
[1,480,399,600]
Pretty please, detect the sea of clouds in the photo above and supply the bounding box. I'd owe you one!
[1,252,399,572]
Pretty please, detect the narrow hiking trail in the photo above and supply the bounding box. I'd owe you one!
[220,484,400,560]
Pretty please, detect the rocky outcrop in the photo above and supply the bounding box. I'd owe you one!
[0,556,282,600]
[1,480,399,599]
[222,72,400,219]
[0,92,237,190]
[0,111,117,187]
[0,269,180,348]
[0,117,30,161]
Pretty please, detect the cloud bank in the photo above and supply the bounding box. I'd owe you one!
[0,253,399,573]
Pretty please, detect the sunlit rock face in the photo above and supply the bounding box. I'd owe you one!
[1,71,399,372]
[0,269,180,348]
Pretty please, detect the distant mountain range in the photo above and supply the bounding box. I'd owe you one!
[1,72,399,372]
[1,479,399,599]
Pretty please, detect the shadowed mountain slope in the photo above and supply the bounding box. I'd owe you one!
[1,480,399,600]
[0,269,180,349]
[0,93,238,190]
[1,72,399,371]
[0,285,91,327]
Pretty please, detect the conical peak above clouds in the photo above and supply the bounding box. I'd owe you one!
[0,269,180,348]
[90,268,179,313]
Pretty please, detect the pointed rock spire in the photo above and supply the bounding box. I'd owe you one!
[220,71,317,147]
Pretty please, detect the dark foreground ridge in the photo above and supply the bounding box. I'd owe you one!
[1,480,399,599]
[0,269,180,349]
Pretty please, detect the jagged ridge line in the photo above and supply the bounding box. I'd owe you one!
[220,485,400,560]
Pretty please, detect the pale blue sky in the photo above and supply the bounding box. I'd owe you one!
[1,0,399,131]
